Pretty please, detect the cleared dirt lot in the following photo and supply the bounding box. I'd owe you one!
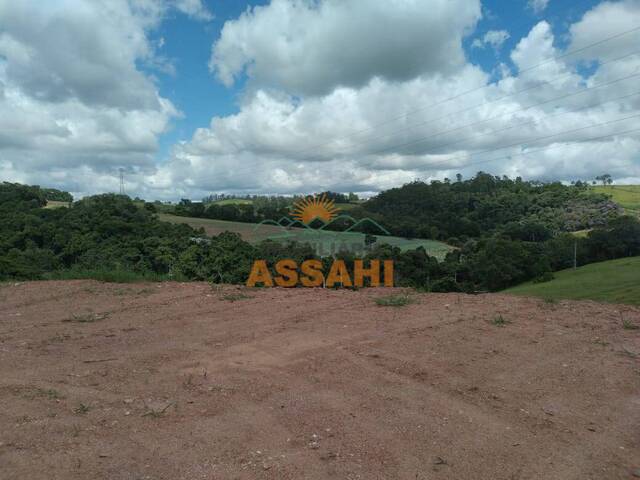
[0,281,639,480]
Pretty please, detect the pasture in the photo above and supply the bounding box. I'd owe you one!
[158,213,454,259]
[593,185,640,213]
[505,256,640,305]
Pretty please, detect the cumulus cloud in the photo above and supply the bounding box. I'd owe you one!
[152,5,640,198]
[172,0,213,21]
[3,0,640,200]
[568,0,640,61]
[528,0,550,15]
[0,1,159,109]
[472,30,510,51]
[209,0,482,96]
[0,0,213,197]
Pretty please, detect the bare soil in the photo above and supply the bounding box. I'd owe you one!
[0,281,639,480]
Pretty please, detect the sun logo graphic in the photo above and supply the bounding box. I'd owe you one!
[291,194,339,225]
[247,192,395,288]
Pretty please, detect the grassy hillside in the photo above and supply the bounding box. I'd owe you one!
[158,213,454,259]
[593,185,640,213]
[504,256,640,305]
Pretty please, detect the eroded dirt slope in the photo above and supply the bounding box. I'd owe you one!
[0,281,639,479]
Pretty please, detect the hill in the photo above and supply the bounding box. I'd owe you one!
[360,174,619,241]
[211,198,254,206]
[158,213,454,259]
[504,256,640,305]
[4,181,639,293]
[172,175,622,243]
[593,185,640,214]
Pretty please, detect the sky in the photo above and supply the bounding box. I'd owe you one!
[1,0,640,200]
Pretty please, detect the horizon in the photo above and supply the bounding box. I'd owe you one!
[1,0,639,200]
[30,172,626,203]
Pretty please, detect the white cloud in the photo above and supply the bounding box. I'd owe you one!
[510,21,569,79]
[568,0,640,61]
[209,0,482,96]
[2,0,640,200]
[151,9,640,198]
[172,0,213,21]
[528,0,550,15]
[472,30,510,51]
[0,0,214,197]
[0,1,158,109]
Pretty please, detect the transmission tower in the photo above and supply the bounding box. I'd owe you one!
[119,168,125,195]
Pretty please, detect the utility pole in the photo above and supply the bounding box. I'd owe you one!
[119,168,125,196]
[573,240,577,270]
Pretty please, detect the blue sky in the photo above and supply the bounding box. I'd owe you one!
[469,0,601,70]
[149,1,264,157]
[151,0,606,161]
[2,0,639,199]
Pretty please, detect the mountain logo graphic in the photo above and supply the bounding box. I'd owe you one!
[251,195,390,256]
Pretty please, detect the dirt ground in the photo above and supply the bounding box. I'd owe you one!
[0,281,639,480]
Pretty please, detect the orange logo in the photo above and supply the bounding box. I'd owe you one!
[247,193,395,288]
[291,194,339,224]
[246,259,394,288]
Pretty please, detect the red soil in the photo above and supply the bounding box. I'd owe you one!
[0,281,639,479]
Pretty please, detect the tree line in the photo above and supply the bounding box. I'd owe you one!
[172,173,621,242]
[1,180,638,292]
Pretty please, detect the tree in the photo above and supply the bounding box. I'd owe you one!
[595,174,612,187]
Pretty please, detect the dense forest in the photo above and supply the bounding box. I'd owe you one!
[41,187,74,202]
[357,174,621,241]
[1,180,638,292]
[173,173,621,243]
[173,190,355,224]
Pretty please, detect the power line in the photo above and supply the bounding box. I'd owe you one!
[418,90,640,156]
[206,113,640,195]
[299,51,640,162]
[288,24,640,157]
[398,120,640,174]
[186,24,640,191]
[216,66,640,181]
[354,70,640,159]
[211,48,640,182]
[399,126,640,183]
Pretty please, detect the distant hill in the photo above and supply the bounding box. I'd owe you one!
[593,185,640,214]
[211,198,254,206]
[504,256,640,305]
[158,213,454,260]
[359,173,620,241]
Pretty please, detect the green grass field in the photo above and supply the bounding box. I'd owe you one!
[593,185,640,213]
[159,213,454,259]
[504,256,640,305]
